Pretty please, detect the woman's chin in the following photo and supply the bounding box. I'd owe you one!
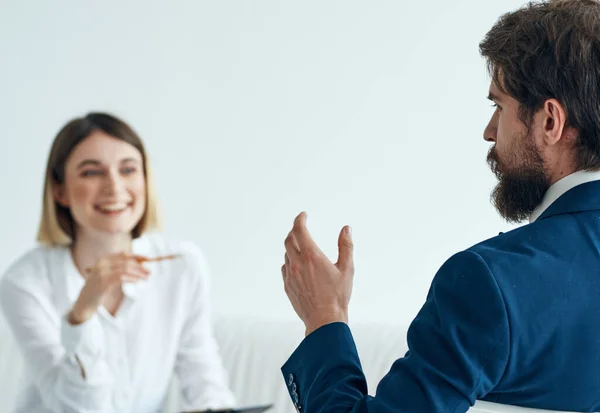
[84,223,138,237]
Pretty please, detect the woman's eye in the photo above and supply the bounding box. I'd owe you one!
[121,167,137,175]
[81,170,103,177]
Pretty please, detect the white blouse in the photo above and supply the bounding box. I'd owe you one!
[0,233,236,413]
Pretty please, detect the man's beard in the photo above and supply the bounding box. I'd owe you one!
[486,132,550,223]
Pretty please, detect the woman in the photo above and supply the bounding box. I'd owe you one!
[0,113,236,413]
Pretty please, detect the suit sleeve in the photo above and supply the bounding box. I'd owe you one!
[281,250,510,413]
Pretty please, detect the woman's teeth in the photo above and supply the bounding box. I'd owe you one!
[97,203,129,213]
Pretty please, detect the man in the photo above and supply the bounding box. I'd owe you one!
[280,1,600,412]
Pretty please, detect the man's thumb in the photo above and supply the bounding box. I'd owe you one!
[337,226,354,270]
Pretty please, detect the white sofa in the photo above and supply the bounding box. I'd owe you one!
[0,313,578,413]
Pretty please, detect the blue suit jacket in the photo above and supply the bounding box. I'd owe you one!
[281,180,600,412]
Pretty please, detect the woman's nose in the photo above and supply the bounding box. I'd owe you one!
[103,170,124,194]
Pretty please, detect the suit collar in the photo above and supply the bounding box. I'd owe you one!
[537,179,600,221]
[530,170,600,222]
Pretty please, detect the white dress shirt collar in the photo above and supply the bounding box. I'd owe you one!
[530,170,600,223]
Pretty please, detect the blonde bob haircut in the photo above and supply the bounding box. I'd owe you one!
[37,112,162,246]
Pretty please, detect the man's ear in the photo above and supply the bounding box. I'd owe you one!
[542,98,568,146]
[53,184,69,207]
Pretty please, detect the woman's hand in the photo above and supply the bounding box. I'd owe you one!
[68,252,150,324]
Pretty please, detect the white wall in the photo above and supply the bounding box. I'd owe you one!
[0,0,528,327]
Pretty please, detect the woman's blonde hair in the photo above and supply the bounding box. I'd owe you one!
[37,112,162,246]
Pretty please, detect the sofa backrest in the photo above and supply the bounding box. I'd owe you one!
[0,312,582,413]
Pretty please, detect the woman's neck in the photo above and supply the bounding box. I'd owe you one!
[71,230,133,277]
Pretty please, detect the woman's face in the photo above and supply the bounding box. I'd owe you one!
[55,130,147,237]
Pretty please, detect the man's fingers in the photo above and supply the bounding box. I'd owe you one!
[292,212,317,250]
[286,230,301,251]
[284,252,301,278]
[336,225,354,271]
[285,232,302,261]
